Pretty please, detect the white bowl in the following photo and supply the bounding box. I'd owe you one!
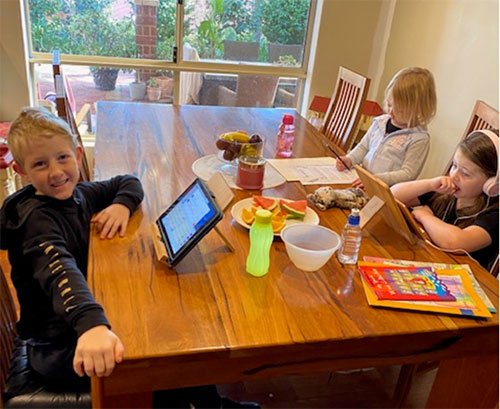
[280,224,341,272]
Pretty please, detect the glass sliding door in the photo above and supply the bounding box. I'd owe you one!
[25,0,314,109]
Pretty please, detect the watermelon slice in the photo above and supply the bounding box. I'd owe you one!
[280,199,307,219]
[252,195,279,211]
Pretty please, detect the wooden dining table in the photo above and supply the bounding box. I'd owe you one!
[90,101,499,408]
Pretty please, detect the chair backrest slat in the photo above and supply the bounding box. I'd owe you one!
[442,100,499,174]
[0,263,17,405]
[321,66,370,152]
[52,51,92,181]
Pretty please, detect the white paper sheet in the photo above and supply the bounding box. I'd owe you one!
[267,157,358,185]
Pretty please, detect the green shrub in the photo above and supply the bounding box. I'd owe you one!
[29,0,136,58]
[261,0,309,45]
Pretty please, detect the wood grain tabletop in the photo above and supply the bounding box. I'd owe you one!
[90,102,498,408]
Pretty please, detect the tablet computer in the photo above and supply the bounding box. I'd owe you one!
[355,165,430,244]
[156,178,223,266]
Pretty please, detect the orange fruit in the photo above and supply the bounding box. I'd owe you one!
[271,216,287,233]
[241,206,256,225]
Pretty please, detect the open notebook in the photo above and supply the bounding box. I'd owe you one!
[355,165,431,244]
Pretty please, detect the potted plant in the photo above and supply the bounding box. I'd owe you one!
[147,78,162,101]
[129,70,146,100]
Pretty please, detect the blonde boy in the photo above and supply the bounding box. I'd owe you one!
[0,107,144,382]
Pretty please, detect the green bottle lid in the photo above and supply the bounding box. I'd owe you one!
[254,209,273,224]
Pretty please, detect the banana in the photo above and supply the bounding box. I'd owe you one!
[221,131,250,143]
[241,145,257,156]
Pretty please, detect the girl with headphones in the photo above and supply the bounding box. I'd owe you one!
[391,129,499,271]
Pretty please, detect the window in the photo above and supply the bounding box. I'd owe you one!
[26,0,315,109]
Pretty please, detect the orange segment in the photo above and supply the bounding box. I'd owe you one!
[271,217,287,233]
[241,206,257,225]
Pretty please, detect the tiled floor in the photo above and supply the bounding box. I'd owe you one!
[218,366,437,408]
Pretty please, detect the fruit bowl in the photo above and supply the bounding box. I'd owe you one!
[215,131,265,163]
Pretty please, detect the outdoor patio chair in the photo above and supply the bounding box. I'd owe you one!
[223,40,260,62]
[218,74,279,108]
[320,66,370,153]
[52,51,92,181]
[268,43,303,64]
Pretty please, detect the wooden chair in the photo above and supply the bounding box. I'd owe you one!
[1,264,91,407]
[223,40,260,62]
[320,66,370,153]
[52,51,92,181]
[443,100,499,174]
[218,74,279,108]
[0,264,17,408]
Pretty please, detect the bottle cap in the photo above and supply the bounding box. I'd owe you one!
[348,208,360,225]
[254,209,273,224]
[282,114,294,125]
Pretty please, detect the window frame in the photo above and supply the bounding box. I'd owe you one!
[24,0,317,107]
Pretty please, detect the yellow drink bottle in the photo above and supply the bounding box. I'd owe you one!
[246,209,274,277]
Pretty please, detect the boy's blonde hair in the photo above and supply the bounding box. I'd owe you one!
[385,67,437,128]
[7,107,78,166]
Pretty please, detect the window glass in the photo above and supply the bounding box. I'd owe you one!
[196,71,300,108]
[183,0,311,66]
[28,0,177,61]
[35,64,174,114]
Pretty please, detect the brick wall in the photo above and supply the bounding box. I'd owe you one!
[135,0,159,59]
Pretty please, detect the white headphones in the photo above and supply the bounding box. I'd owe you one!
[475,129,499,197]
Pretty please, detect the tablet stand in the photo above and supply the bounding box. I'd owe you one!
[151,173,235,266]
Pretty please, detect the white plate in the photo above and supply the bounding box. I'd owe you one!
[230,197,320,235]
[191,154,286,190]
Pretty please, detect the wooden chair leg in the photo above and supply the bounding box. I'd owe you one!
[393,364,418,408]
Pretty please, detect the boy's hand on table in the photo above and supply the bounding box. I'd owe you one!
[73,325,124,377]
[92,204,131,239]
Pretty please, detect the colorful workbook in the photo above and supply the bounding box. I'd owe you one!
[358,264,455,301]
[363,256,496,313]
[359,260,492,318]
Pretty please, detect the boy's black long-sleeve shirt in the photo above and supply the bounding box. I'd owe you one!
[0,175,144,341]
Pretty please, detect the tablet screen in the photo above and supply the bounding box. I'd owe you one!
[156,179,222,266]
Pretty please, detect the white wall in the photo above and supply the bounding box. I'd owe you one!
[306,0,384,108]
[0,0,31,121]
[378,0,499,178]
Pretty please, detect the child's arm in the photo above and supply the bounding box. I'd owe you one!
[81,175,144,218]
[73,325,124,377]
[391,176,457,206]
[80,175,144,239]
[345,131,370,167]
[375,137,429,186]
[411,206,493,251]
[91,203,131,239]
[335,156,352,171]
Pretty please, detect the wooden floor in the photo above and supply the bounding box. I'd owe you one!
[218,366,437,408]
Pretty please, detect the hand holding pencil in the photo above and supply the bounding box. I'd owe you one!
[335,155,352,171]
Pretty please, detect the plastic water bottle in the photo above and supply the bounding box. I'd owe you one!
[275,114,295,158]
[337,208,362,264]
[246,209,274,277]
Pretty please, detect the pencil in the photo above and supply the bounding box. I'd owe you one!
[324,143,351,170]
